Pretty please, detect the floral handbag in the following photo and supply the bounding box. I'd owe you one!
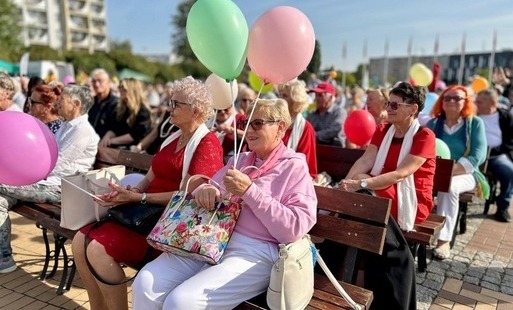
[146,175,241,264]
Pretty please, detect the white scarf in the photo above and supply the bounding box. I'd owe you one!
[287,114,306,151]
[214,114,235,144]
[370,119,420,231]
[160,124,210,188]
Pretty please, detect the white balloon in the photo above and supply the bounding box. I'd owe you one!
[205,73,238,110]
[120,173,145,188]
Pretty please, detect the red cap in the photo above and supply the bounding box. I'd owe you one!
[309,82,336,95]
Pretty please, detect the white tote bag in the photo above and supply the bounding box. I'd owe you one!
[60,165,126,230]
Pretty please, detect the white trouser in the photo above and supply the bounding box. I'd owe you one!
[132,232,279,310]
[436,173,476,241]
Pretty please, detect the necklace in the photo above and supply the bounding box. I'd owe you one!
[178,134,192,147]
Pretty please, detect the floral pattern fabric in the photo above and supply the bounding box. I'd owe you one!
[147,192,240,264]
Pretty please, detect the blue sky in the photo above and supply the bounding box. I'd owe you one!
[107,0,513,71]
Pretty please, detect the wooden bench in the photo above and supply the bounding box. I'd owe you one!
[236,186,392,310]
[10,147,153,294]
[315,144,448,272]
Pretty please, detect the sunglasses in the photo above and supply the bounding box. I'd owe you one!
[385,101,410,110]
[28,97,45,107]
[167,99,189,109]
[443,96,465,102]
[237,119,279,131]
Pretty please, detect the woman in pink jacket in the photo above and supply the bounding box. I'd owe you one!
[132,99,318,309]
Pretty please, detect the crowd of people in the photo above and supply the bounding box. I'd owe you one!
[0,66,512,310]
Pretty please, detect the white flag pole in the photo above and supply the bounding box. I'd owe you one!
[488,30,497,84]
[457,32,466,85]
[383,39,389,87]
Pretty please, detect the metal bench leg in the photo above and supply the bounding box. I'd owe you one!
[459,202,467,234]
[417,245,427,273]
[56,242,70,295]
[65,259,76,292]
[36,223,52,280]
[48,234,66,278]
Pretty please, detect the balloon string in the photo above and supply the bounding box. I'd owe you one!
[230,80,239,168]
[234,82,264,168]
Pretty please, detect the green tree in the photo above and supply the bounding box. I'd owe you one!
[110,40,133,54]
[0,0,23,61]
[299,40,321,82]
[171,0,210,78]
[27,45,64,61]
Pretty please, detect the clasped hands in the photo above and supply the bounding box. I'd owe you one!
[338,174,371,192]
[195,168,251,210]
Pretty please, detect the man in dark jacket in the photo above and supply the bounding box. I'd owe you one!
[88,68,118,139]
[476,89,513,222]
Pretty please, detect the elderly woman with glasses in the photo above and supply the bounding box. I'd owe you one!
[339,82,436,231]
[72,77,224,310]
[278,79,317,178]
[211,105,246,158]
[0,85,99,274]
[28,84,63,134]
[426,85,487,260]
[132,99,317,309]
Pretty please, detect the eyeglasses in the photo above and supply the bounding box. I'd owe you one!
[385,101,410,110]
[28,97,45,107]
[237,119,279,131]
[92,78,107,84]
[443,96,465,102]
[167,99,189,110]
[217,108,230,114]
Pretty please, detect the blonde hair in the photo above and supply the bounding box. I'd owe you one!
[118,79,151,127]
[278,79,309,115]
[172,76,213,123]
[248,98,292,129]
[366,87,389,102]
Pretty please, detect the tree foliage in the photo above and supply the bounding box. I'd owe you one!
[0,0,23,61]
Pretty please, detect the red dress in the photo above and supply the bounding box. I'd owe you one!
[370,124,436,224]
[221,114,246,157]
[81,132,223,267]
[282,120,318,178]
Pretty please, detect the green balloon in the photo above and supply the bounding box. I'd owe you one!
[435,138,451,159]
[186,0,248,81]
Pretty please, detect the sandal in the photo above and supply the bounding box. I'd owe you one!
[433,247,451,260]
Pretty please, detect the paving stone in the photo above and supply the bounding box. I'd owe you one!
[424,279,444,291]
[500,285,513,295]
[482,275,501,286]
[466,269,485,278]
[463,275,480,285]
[480,281,500,291]
[446,271,464,280]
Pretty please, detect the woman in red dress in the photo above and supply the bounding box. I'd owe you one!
[339,82,435,229]
[71,77,224,310]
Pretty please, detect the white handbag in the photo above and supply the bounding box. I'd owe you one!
[60,165,126,230]
[267,235,361,310]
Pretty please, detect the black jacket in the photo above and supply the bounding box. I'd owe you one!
[88,91,119,139]
[490,108,513,161]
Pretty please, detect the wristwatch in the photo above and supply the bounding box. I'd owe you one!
[141,193,147,205]
[359,180,368,189]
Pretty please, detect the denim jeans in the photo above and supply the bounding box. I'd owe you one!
[488,154,513,212]
[0,184,60,257]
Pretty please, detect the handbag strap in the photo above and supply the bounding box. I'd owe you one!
[313,243,362,310]
[83,219,154,285]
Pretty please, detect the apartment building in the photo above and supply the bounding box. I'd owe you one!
[12,0,109,53]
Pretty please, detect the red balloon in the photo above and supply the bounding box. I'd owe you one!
[344,110,376,146]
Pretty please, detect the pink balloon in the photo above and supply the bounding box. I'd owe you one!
[344,110,376,146]
[248,6,315,85]
[0,112,58,186]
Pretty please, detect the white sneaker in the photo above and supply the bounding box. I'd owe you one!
[0,256,17,273]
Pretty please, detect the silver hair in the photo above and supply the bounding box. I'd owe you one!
[63,84,94,114]
[90,68,110,79]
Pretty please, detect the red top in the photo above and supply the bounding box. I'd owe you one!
[371,124,436,224]
[148,132,224,193]
[221,114,246,157]
[81,132,223,267]
[282,120,318,178]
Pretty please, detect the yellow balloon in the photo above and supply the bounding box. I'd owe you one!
[471,77,489,93]
[329,70,337,79]
[249,71,274,93]
[409,63,433,87]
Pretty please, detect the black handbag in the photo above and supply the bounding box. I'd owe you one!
[105,202,165,235]
[84,202,165,285]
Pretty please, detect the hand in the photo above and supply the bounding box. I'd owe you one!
[195,185,221,210]
[223,168,252,197]
[99,137,111,147]
[338,179,360,192]
[97,182,138,206]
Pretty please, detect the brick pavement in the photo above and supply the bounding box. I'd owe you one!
[1,202,513,309]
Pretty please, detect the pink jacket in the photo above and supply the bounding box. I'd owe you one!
[210,146,317,244]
